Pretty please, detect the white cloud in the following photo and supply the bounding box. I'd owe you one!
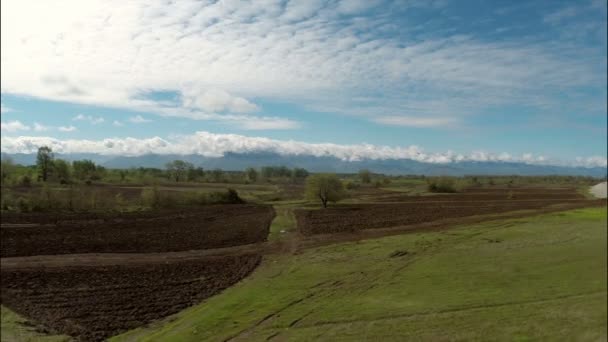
[544,6,579,24]
[374,116,457,128]
[33,122,50,132]
[0,103,13,114]
[1,131,605,168]
[236,117,300,130]
[73,114,104,124]
[1,120,30,132]
[58,125,77,132]
[0,0,604,130]
[336,0,382,15]
[282,0,324,22]
[182,88,259,113]
[112,120,124,126]
[128,115,152,123]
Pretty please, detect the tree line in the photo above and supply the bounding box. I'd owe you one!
[0,146,313,186]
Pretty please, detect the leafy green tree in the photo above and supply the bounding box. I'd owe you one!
[292,168,309,179]
[36,146,54,182]
[261,166,292,178]
[73,160,97,180]
[1,157,16,185]
[246,167,258,182]
[53,159,71,182]
[359,169,372,184]
[261,166,274,178]
[165,160,194,182]
[188,167,205,182]
[210,168,224,182]
[119,169,128,182]
[305,174,345,208]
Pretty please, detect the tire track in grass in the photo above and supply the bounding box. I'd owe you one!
[290,291,607,329]
[223,292,317,342]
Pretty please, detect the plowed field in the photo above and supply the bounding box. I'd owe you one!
[295,187,605,235]
[1,204,275,341]
[1,255,260,341]
[1,204,275,257]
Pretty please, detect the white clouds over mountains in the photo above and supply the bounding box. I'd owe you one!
[1,131,606,168]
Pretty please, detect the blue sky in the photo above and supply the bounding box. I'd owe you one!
[1,0,606,167]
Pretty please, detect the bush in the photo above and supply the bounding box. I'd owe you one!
[18,175,32,187]
[427,177,460,193]
[141,186,163,208]
[345,181,360,190]
[359,169,372,184]
[207,189,244,204]
[17,197,31,212]
[141,187,244,209]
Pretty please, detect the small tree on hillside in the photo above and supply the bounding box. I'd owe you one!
[305,173,345,208]
[36,146,54,182]
[359,169,372,184]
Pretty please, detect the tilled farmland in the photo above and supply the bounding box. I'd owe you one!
[1,204,275,257]
[295,187,605,235]
[1,255,261,341]
[0,204,275,341]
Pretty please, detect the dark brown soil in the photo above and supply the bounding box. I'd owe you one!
[1,254,261,341]
[1,204,275,257]
[295,188,605,235]
[371,187,585,202]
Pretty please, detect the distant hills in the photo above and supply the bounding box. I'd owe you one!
[2,152,606,177]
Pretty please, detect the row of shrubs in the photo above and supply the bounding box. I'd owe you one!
[0,186,244,213]
[140,187,243,208]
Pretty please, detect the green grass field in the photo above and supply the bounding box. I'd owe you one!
[1,306,70,342]
[110,207,607,342]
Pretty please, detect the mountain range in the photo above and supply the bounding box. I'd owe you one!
[2,152,606,177]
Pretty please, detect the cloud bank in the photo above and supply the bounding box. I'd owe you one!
[1,0,605,129]
[1,132,605,168]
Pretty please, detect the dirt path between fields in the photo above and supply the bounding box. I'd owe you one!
[3,200,605,271]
